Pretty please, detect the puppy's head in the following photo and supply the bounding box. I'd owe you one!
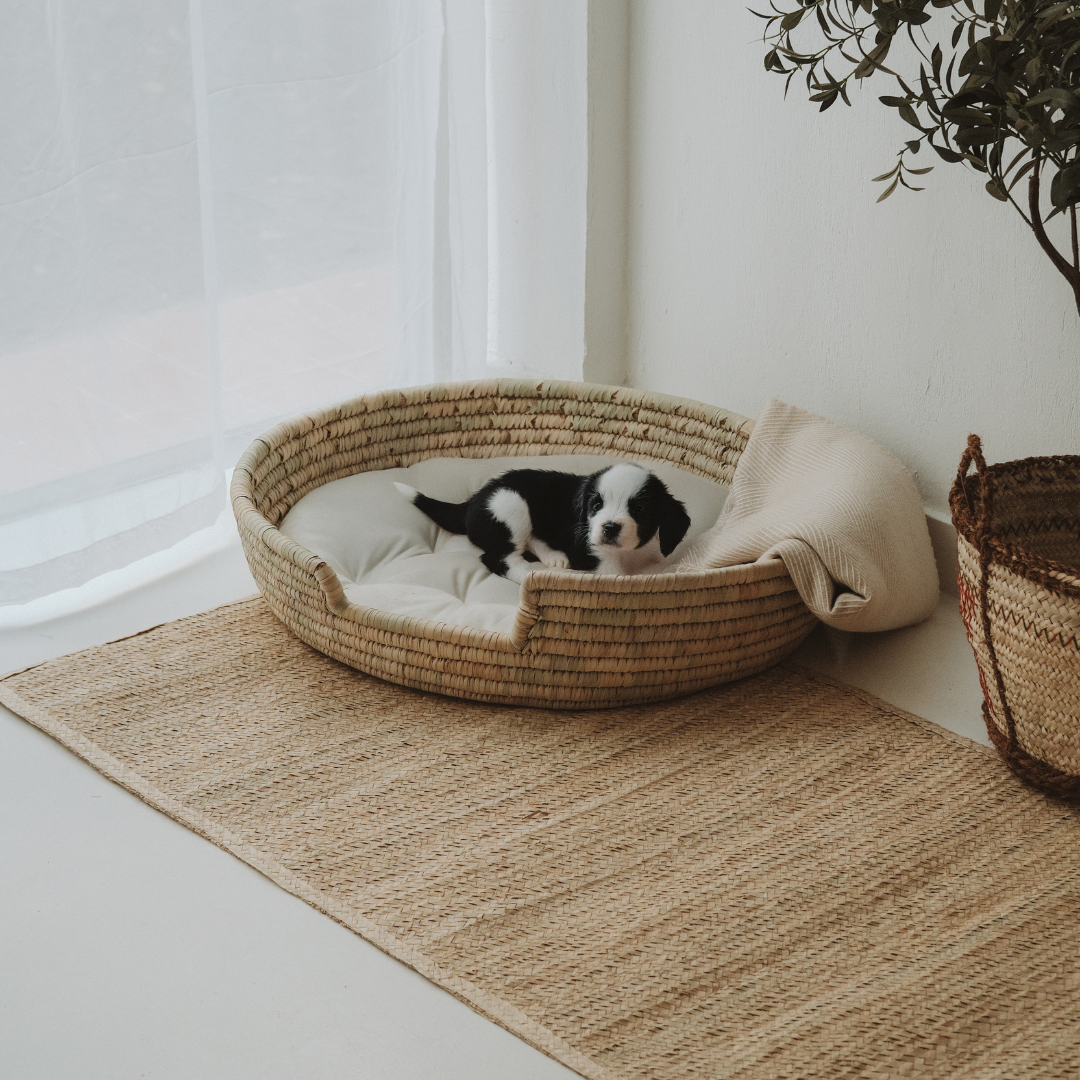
[577,463,691,558]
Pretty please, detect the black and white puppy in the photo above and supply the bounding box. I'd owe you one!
[394,463,691,583]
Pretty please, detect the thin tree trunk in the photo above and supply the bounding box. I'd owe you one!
[1028,155,1080,318]
[1071,203,1078,273]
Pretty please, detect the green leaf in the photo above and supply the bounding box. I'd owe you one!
[946,89,997,110]
[780,9,804,31]
[898,103,924,129]
[1050,163,1080,208]
[932,144,966,163]
[1063,39,1080,71]
[906,140,922,153]
[1002,147,1031,177]
[920,67,940,115]
[1007,157,1037,191]
[877,177,900,202]
[955,126,997,147]
[958,43,982,78]
[907,166,934,174]
[1027,88,1077,112]
[984,0,1002,22]
[871,168,898,182]
[944,107,995,126]
[1038,3,1072,23]
[985,179,1008,201]
[1044,129,1080,153]
[854,40,892,80]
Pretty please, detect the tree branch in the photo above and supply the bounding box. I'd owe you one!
[1072,203,1079,272]
[1028,155,1080,316]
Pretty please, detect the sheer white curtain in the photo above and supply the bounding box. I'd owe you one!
[0,0,587,607]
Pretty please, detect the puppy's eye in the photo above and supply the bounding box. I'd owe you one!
[589,494,602,514]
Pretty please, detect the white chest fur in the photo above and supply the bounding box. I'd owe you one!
[593,533,666,576]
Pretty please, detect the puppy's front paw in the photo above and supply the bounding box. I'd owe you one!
[540,551,570,569]
[505,561,531,585]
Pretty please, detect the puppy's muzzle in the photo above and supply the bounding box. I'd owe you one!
[601,521,622,545]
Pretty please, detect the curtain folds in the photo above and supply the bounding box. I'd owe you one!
[0,0,587,607]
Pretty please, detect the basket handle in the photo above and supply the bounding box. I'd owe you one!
[956,433,993,543]
[958,435,1018,749]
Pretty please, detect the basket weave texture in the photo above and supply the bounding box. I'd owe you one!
[951,434,1080,798]
[231,379,818,708]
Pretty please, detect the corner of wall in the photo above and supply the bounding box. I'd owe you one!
[925,508,959,597]
[583,0,631,388]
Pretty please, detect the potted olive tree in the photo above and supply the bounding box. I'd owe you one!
[758,0,1080,798]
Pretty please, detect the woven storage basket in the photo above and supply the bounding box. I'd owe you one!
[951,434,1080,798]
[231,379,818,709]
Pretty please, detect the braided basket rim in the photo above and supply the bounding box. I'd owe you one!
[949,452,1080,600]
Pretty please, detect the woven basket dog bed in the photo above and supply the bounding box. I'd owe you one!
[951,434,1080,798]
[231,379,818,709]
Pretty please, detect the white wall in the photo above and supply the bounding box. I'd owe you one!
[623,0,1080,516]
[585,0,631,387]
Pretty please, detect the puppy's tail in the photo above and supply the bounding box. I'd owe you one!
[393,482,468,534]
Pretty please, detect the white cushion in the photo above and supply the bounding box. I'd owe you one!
[279,455,728,635]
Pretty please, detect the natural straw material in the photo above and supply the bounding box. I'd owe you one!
[951,435,1080,799]
[3,597,1080,1080]
[230,379,817,708]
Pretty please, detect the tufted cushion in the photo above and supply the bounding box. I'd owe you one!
[279,455,728,635]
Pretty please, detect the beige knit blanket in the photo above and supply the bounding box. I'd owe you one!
[676,399,939,632]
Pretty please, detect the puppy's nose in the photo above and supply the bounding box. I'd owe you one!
[601,521,621,544]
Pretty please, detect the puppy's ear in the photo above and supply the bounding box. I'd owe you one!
[657,486,691,557]
[574,472,600,524]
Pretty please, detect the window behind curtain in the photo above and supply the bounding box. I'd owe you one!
[0,0,587,607]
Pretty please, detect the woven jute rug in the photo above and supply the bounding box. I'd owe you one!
[3,598,1079,1079]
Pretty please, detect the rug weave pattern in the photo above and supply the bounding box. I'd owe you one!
[3,598,1079,1079]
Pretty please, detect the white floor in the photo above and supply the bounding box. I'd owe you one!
[0,532,986,1080]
